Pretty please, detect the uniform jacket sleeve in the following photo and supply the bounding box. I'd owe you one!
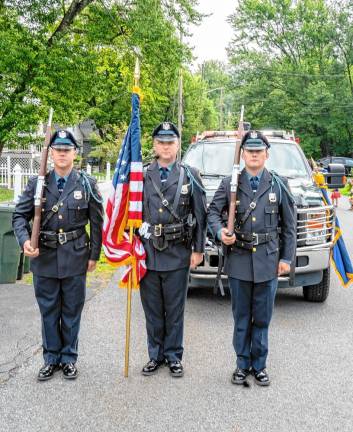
[190,167,207,253]
[12,176,36,249]
[279,177,296,263]
[207,177,229,239]
[87,178,104,261]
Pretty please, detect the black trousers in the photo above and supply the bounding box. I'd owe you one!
[33,274,86,365]
[139,267,189,363]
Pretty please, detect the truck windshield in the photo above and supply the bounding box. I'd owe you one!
[183,140,310,178]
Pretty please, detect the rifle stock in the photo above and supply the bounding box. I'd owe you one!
[226,105,245,235]
[30,108,53,249]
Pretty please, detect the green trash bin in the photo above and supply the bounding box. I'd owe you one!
[0,203,22,284]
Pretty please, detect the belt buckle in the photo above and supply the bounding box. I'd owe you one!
[252,233,259,246]
[58,232,67,245]
[154,224,162,237]
[162,199,169,207]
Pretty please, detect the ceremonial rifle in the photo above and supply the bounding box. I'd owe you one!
[30,108,54,249]
[226,105,245,235]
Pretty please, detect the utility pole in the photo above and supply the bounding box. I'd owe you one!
[177,31,183,159]
[206,87,225,130]
[219,87,224,130]
[177,68,183,157]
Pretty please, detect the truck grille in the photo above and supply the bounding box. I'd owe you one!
[296,205,335,250]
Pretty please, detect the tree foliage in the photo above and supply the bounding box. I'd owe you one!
[228,0,353,157]
[0,0,210,156]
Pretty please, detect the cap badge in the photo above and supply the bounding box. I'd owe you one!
[58,131,67,138]
[162,122,171,130]
[250,131,258,139]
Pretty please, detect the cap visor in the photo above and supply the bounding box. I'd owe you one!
[51,144,75,150]
[155,135,178,142]
[243,144,267,150]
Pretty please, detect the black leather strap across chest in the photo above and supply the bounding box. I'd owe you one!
[144,166,185,223]
[41,194,70,229]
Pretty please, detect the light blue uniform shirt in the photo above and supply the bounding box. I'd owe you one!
[54,172,70,183]
[157,162,175,182]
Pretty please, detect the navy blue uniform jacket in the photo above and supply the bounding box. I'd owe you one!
[207,168,296,283]
[12,169,104,279]
[141,160,207,271]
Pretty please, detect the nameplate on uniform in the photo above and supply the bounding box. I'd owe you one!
[74,191,83,200]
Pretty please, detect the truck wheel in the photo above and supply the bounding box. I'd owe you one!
[303,268,330,302]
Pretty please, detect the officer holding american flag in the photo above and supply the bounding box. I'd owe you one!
[138,122,207,378]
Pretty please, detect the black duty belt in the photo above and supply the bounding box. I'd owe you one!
[143,216,195,252]
[234,231,278,250]
[150,222,186,240]
[40,228,86,248]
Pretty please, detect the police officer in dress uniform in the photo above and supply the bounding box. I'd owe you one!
[12,130,104,381]
[139,122,207,378]
[208,130,296,386]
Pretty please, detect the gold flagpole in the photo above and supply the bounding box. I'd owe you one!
[124,55,140,378]
[124,225,134,377]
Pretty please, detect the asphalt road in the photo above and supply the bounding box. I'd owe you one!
[1,195,353,432]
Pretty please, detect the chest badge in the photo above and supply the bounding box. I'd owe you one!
[269,192,277,203]
[181,184,189,195]
[74,190,83,200]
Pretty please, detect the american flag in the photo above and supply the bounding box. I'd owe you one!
[102,92,146,288]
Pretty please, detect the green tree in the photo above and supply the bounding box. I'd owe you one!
[199,60,237,129]
[181,70,218,149]
[227,0,353,158]
[0,0,202,154]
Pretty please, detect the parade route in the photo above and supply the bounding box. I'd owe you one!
[1,198,353,432]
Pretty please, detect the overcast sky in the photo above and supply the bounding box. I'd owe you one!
[187,0,236,66]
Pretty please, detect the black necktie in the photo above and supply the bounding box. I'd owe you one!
[160,167,169,182]
[250,176,259,192]
[57,177,65,194]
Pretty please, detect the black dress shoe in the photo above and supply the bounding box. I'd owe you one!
[141,359,165,376]
[168,360,184,378]
[37,364,60,381]
[253,368,270,386]
[231,367,251,385]
[62,363,78,380]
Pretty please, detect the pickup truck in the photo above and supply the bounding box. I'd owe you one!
[183,130,344,302]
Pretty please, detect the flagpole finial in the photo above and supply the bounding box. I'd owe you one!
[133,47,141,88]
[134,57,140,87]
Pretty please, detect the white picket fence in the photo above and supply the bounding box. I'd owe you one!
[0,163,37,190]
[0,160,112,204]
